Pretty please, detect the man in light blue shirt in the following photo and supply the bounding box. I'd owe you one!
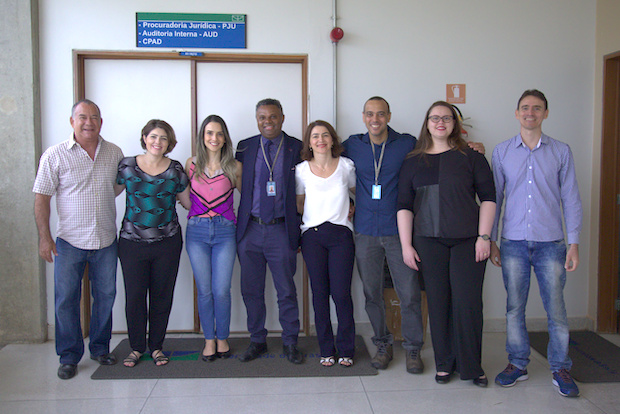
[490,89,582,397]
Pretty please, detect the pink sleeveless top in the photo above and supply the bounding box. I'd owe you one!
[187,162,236,224]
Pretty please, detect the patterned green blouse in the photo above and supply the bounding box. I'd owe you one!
[117,156,188,242]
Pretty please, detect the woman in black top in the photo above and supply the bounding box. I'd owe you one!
[397,101,495,386]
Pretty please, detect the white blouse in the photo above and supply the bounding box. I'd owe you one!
[295,156,356,234]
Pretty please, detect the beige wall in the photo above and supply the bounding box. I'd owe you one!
[588,0,620,323]
[0,0,45,343]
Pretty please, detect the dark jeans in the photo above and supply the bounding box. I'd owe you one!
[118,232,182,353]
[414,236,486,380]
[302,222,356,358]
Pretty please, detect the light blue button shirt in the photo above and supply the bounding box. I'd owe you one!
[491,133,582,244]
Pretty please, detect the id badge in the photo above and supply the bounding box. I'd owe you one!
[372,184,381,200]
[267,181,276,197]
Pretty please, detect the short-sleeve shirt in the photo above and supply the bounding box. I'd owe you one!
[32,135,124,250]
[295,157,356,233]
[117,156,189,243]
[397,147,495,238]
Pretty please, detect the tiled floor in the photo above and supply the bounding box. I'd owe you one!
[1,329,619,413]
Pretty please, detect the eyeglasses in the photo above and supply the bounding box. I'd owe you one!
[428,115,454,123]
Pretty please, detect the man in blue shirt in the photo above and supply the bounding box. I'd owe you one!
[491,89,582,397]
[343,96,425,373]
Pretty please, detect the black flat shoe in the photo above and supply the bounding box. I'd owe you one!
[435,373,451,384]
[473,376,488,387]
[202,353,218,362]
[217,349,232,359]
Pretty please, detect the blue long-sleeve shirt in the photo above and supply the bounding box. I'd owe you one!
[491,133,582,244]
[342,127,416,237]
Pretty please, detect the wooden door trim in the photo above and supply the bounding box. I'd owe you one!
[73,50,310,336]
[597,50,620,332]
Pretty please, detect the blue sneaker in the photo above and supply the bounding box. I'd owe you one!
[495,363,529,387]
[552,369,580,397]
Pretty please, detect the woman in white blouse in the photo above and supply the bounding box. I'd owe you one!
[295,120,356,367]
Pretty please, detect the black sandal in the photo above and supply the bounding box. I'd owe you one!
[123,351,142,368]
[151,350,169,366]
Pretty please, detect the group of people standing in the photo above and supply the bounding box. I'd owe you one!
[34,89,582,398]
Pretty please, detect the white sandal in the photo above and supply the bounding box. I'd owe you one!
[338,357,353,367]
[320,356,335,367]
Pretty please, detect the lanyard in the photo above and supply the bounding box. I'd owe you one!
[371,139,387,186]
[260,136,284,181]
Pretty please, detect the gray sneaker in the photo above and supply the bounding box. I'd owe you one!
[406,349,424,374]
[370,343,393,369]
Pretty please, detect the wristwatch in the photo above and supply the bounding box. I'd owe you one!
[478,234,490,241]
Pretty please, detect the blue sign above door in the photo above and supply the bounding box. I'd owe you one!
[137,13,246,49]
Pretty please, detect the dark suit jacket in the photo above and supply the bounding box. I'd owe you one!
[235,132,302,250]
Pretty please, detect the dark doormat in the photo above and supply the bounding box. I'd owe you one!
[528,330,620,383]
[92,335,377,379]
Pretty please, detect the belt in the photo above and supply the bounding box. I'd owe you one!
[250,216,285,225]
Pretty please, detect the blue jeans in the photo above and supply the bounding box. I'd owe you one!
[186,216,237,340]
[354,233,424,351]
[54,237,118,365]
[500,239,571,372]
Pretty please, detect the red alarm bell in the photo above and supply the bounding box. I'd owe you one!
[330,27,344,43]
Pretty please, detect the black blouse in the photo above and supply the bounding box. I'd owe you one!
[397,147,495,238]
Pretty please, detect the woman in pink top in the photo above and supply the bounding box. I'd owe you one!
[179,115,242,362]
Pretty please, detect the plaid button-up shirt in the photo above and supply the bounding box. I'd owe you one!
[33,135,124,250]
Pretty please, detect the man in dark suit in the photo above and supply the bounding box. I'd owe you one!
[235,98,303,364]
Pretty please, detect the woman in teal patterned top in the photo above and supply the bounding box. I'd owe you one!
[116,119,189,368]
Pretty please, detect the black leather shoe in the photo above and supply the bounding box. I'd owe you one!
[58,364,77,380]
[283,344,303,364]
[239,342,267,362]
[90,353,117,365]
[473,375,489,387]
[435,373,452,384]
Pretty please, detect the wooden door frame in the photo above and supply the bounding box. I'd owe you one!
[597,50,620,332]
[73,50,310,336]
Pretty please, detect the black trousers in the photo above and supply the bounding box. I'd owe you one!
[414,236,486,380]
[301,222,355,358]
[118,232,182,353]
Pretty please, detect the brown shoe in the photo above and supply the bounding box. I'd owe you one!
[406,349,424,374]
[370,343,393,369]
